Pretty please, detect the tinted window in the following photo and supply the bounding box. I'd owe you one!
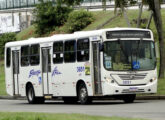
[77,38,89,62]
[30,44,40,65]
[21,46,29,66]
[64,40,76,62]
[6,48,11,67]
[53,42,63,63]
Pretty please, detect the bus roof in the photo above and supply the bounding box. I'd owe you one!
[5,28,152,48]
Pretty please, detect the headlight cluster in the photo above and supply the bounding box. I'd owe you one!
[150,77,157,83]
[104,77,115,83]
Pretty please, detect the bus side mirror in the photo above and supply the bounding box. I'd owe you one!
[155,42,159,58]
[99,43,104,51]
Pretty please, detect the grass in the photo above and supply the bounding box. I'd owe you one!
[16,25,37,41]
[0,60,6,96]
[0,112,146,120]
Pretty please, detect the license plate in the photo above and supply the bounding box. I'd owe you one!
[129,87,138,92]
[44,96,52,99]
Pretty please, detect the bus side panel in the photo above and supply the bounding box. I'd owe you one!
[5,48,14,96]
[52,63,77,96]
[19,66,43,97]
[5,64,14,96]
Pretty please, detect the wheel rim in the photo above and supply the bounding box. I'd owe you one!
[28,88,33,101]
[80,87,87,102]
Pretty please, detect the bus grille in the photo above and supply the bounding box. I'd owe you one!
[118,73,147,80]
[122,89,145,93]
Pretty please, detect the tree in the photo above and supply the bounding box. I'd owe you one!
[102,0,107,11]
[141,0,165,78]
[137,2,143,28]
[110,0,136,27]
[33,0,72,35]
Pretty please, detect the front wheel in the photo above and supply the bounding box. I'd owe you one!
[123,94,136,103]
[78,84,92,104]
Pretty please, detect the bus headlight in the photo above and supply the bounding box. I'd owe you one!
[105,77,115,83]
[150,77,157,83]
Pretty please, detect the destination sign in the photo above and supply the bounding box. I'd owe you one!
[106,30,151,39]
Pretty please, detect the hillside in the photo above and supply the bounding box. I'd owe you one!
[16,9,165,42]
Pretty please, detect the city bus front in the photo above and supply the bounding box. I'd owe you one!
[100,29,157,99]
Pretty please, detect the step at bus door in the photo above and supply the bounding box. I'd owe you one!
[42,47,51,95]
[92,41,102,95]
[12,50,19,95]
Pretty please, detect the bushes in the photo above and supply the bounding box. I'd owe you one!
[0,33,16,58]
[64,10,94,33]
[34,0,72,35]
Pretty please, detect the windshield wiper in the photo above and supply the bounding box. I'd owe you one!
[117,39,129,62]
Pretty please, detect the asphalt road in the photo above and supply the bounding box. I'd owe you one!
[0,99,164,120]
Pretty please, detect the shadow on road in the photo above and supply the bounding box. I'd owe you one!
[18,100,147,106]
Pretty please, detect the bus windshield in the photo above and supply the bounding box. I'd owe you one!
[103,40,156,71]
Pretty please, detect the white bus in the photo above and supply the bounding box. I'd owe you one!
[5,28,157,104]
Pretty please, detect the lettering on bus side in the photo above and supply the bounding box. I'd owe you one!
[77,66,85,72]
[29,69,41,78]
[52,66,62,77]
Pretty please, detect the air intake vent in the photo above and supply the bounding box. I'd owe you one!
[118,73,147,80]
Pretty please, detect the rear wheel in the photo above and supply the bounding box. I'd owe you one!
[123,94,136,103]
[78,84,92,104]
[26,84,45,104]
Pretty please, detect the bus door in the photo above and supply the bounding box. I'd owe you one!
[41,47,51,95]
[12,50,20,95]
[92,41,102,95]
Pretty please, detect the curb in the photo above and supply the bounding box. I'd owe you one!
[0,96,165,100]
[0,96,26,100]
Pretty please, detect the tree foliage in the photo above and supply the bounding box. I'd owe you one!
[60,0,83,6]
[33,0,72,35]
[64,10,94,33]
[0,33,16,58]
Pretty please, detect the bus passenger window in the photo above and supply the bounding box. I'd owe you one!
[21,46,30,66]
[6,48,11,67]
[77,38,89,62]
[64,40,76,63]
[30,44,40,65]
[53,42,63,63]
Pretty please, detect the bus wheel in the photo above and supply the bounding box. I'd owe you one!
[78,84,92,104]
[26,85,45,104]
[123,94,136,103]
[27,85,36,104]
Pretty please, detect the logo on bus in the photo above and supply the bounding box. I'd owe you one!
[29,69,41,78]
[52,67,62,77]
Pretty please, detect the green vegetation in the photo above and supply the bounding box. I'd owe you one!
[63,10,94,33]
[0,32,16,58]
[0,112,146,120]
[34,0,72,35]
[16,25,37,41]
[0,60,6,95]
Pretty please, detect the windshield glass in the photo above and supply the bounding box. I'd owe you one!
[103,40,156,71]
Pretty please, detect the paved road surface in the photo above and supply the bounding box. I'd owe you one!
[0,99,164,120]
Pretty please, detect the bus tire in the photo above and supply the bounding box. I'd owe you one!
[26,85,36,104]
[123,94,136,103]
[78,84,92,104]
[26,84,45,104]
